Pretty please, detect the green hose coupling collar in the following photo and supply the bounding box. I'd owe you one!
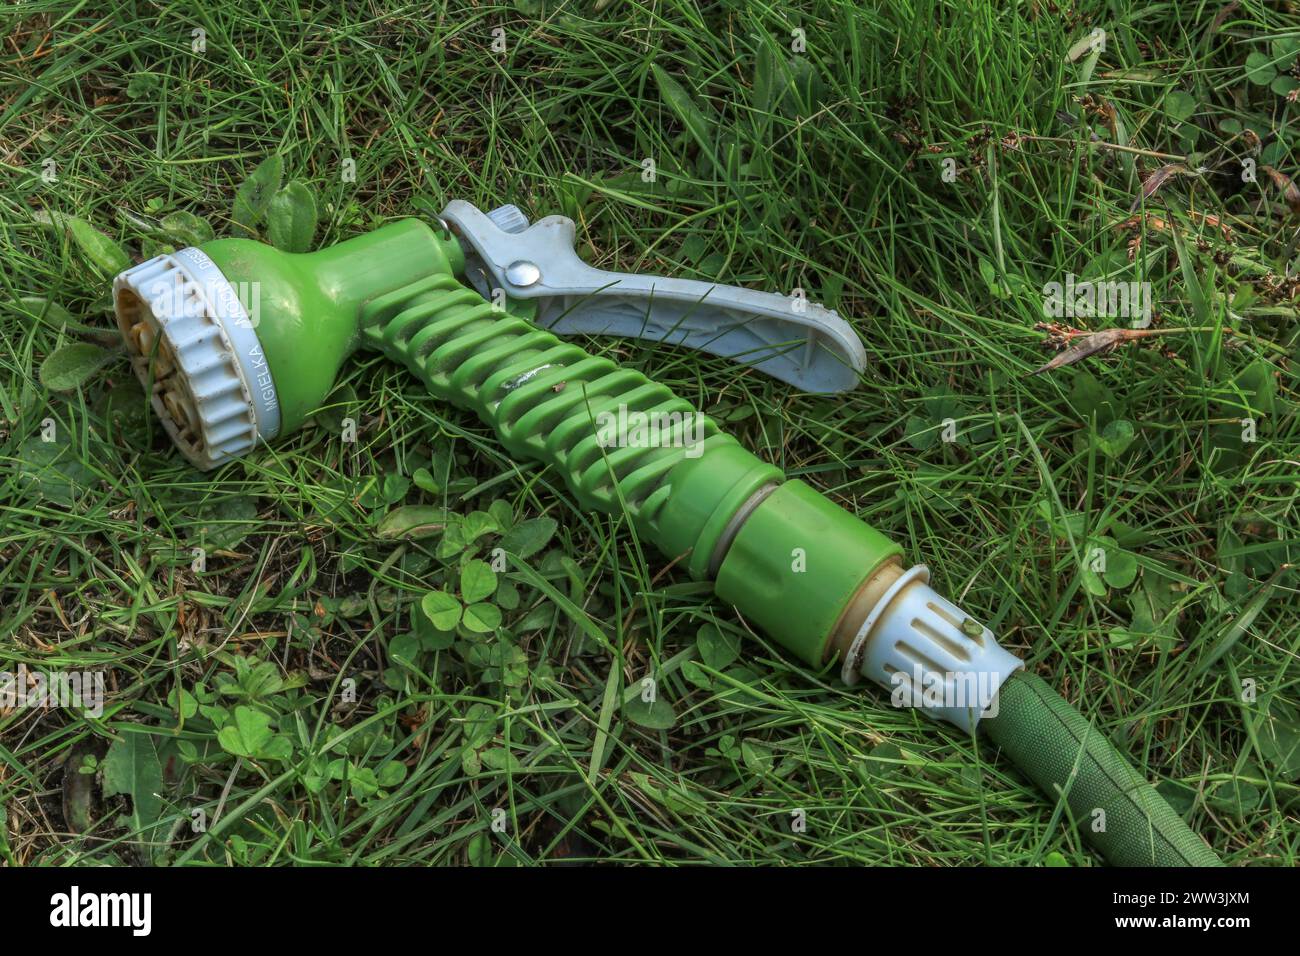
[648,445,781,581]
[713,480,901,667]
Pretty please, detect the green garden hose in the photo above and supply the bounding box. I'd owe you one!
[985,672,1222,867]
[108,213,1221,866]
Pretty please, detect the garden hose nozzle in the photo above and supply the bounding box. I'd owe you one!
[111,206,1220,866]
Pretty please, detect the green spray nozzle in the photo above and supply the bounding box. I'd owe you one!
[111,209,1221,867]
[114,217,465,465]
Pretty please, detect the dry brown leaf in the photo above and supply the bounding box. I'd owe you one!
[1131,163,1190,211]
[1116,211,1234,240]
[1029,327,1182,376]
[1260,165,1300,216]
[1030,328,1129,376]
[1099,99,1120,141]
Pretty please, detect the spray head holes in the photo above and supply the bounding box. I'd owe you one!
[113,247,279,470]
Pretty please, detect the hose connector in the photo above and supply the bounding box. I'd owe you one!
[841,565,1023,732]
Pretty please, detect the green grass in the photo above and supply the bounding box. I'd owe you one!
[1,0,1297,866]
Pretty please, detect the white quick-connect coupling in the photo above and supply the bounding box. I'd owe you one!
[841,565,1023,732]
[113,248,279,470]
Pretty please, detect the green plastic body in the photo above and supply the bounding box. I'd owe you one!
[715,480,900,665]
[201,220,464,433]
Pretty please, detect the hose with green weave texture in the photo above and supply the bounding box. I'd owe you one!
[984,671,1222,866]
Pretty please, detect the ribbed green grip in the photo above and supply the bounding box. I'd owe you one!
[984,672,1222,866]
[357,275,779,572]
